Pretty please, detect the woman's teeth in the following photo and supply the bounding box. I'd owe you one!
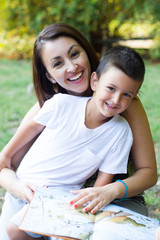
[69,72,83,81]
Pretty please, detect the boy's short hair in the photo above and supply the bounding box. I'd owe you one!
[96,46,145,83]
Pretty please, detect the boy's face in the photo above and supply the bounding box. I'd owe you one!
[91,67,141,118]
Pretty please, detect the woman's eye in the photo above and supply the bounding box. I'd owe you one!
[71,51,79,58]
[53,61,62,68]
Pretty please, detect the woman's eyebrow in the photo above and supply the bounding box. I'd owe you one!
[50,56,60,61]
[67,44,79,54]
[50,44,79,63]
[49,56,61,65]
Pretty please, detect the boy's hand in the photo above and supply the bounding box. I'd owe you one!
[70,184,117,214]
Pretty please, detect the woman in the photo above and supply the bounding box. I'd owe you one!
[0,23,157,240]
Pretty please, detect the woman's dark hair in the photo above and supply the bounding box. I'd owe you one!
[33,23,99,106]
[96,46,145,83]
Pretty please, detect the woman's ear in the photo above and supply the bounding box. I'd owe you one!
[46,72,56,84]
[90,72,99,91]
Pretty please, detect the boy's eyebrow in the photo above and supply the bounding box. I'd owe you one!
[50,44,79,62]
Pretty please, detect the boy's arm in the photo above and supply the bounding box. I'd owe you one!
[0,118,44,170]
[94,171,114,187]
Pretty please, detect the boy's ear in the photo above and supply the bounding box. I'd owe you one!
[134,92,138,97]
[46,72,56,84]
[90,72,99,91]
[134,89,139,98]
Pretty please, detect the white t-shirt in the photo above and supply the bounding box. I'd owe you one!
[16,94,133,190]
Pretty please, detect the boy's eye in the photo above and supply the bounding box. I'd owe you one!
[107,87,115,92]
[123,93,131,98]
[71,51,79,58]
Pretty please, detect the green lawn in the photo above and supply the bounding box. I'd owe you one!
[140,62,160,176]
[0,59,160,221]
[0,59,36,148]
[140,62,160,222]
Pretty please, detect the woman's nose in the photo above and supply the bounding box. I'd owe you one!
[66,61,77,72]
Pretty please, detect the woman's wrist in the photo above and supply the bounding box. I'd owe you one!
[115,180,128,200]
[102,181,126,202]
[0,168,17,193]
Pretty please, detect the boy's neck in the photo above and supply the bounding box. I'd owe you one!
[85,98,112,129]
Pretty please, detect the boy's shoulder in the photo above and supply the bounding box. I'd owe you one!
[113,114,131,131]
[53,93,80,101]
[114,114,129,124]
[55,93,89,105]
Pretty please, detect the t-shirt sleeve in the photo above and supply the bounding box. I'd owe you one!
[99,125,133,174]
[33,94,59,126]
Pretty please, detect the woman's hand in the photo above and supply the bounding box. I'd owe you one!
[0,168,36,203]
[70,183,123,214]
[10,180,37,203]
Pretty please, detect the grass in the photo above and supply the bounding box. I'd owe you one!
[0,59,36,148]
[0,59,160,222]
[140,62,160,173]
[140,62,160,222]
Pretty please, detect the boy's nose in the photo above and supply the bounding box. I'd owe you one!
[113,93,122,104]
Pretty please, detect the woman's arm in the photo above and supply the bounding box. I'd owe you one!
[0,103,42,201]
[70,97,158,213]
[11,103,41,170]
[0,113,44,171]
[121,97,158,195]
[0,102,42,171]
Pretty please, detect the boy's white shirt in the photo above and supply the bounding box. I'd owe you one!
[16,94,133,190]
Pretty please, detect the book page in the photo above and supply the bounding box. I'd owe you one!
[93,204,159,240]
[19,187,159,240]
[19,187,95,239]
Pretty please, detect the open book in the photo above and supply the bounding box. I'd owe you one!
[19,187,159,240]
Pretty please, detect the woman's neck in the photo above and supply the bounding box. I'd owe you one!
[67,87,93,97]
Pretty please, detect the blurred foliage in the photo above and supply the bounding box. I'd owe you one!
[0,0,160,59]
[0,30,35,59]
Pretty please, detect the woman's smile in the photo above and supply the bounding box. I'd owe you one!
[67,71,83,82]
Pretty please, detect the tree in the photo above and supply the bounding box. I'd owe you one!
[0,0,160,59]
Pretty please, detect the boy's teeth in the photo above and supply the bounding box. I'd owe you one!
[106,102,114,108]
[69,72,82,81]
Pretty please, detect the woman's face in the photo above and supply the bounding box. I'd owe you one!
[41,36,91,95]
